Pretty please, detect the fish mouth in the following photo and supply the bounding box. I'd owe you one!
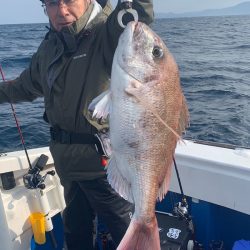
[134,22,144,33]
[128,21,144,39]
[116,22,146,82]
[124,21,145,41]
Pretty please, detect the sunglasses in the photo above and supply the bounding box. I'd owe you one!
[43,0,77,8]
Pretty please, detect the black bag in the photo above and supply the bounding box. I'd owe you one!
[156,211,194,250]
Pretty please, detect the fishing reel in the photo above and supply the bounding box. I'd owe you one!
[23,154,55,190]
[173,197,195,234]
[173,197,189,217]
[118,0,138,28]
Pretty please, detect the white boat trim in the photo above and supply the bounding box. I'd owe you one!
[171,140,250,215]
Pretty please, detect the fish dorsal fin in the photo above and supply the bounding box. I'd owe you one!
[157,159,173,201]
[106,156,134,203]
[157,96,189,201]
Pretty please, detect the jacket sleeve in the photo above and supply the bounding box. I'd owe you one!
[101,0,154,74]
[0,53,44,104]
[130,0,154,24]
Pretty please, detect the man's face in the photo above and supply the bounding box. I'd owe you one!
[44,0,90,31]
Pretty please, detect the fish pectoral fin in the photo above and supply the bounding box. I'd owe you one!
[107,156,134,203]
[88,90,111,124]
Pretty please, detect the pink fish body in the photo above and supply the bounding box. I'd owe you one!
[90,21,189,250]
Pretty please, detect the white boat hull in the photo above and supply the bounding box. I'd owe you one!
[0,140,249,249]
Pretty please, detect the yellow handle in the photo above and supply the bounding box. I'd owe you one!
[29,212,46,244]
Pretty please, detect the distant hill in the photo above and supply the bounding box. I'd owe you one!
[156,1,250,18]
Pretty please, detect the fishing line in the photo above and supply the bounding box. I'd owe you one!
[0,64,32,169]
[125,84,182,141]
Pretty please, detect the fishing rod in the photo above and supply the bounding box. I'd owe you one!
[172,157,189,217]
[172,156,196,245]
[0,64,57,248]
[0,64,33,170]
[0,64,53,189]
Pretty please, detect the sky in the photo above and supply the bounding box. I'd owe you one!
[0,0,248,25]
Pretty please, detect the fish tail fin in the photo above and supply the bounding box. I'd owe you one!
[117,216,160,250]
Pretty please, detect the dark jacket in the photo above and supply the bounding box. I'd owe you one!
[0,0,153,183]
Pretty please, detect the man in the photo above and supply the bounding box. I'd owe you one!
[0,0,153,249]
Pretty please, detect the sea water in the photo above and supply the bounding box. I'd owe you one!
[0,15,250,153]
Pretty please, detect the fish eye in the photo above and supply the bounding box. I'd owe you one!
[152,46,164,58]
